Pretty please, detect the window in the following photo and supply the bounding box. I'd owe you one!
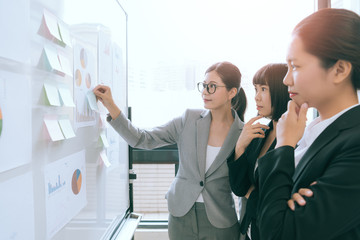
[331,0,360,14]
[124,0,316,220]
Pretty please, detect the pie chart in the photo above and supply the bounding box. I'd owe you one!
[75,69,82,87]
[80,48,87,69]
[71,169,82,195]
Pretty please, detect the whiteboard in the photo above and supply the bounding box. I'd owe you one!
[0,0,129,239]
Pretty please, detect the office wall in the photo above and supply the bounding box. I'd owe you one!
[0,0,129,239]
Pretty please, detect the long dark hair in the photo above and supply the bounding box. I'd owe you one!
[253,63,290,121]
[293,8,360,89]
[205,62,247,121]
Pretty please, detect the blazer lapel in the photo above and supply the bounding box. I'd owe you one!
[196,110,211,180]
[205,111,243,177]
[293,105,360,182]
[292,129,339,182]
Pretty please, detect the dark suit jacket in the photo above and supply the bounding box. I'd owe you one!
[257,105,360,240]
[228,121,276,240]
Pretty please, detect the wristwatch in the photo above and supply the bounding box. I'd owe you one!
[106,113,112,122]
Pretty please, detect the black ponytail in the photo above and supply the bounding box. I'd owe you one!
[231,87,247,122]
[206,61,247,121]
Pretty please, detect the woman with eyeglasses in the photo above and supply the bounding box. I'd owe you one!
[94,61,247,240]
[227,63,290,240]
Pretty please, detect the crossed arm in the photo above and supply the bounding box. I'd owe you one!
[257,145,360,240]
[287,182,316,211]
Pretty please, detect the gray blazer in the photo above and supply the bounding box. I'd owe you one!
[109,108,244,228]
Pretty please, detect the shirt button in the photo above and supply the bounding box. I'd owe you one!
[200,181,204,186]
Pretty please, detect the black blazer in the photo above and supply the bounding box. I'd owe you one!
[257,105,360,240]
[228,121,276,240]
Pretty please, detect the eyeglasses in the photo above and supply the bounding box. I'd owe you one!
[197,82,227,94]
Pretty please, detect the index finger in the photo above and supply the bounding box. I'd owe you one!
[247,115,264,125]
[252,123,270,129]
[287,100,297,114]
[298,102,309,122]
[93,85,103,92]
[298,188,313,197]
[94,85,108,93]
[310,181,317,186]
[287,199,295,211]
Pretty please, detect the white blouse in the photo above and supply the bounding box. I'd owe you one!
[196,145,221,202]
[295,104,359,167]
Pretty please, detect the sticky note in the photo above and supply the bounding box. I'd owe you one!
[100,132,110,148]
[100,150,111,167]
[58,87,75,107]
[58,119,76,139]
[58,21,72,47]
[58,54,72,77]
[41,9,62,42]
[44,83,61,106]
[86,90,99,112]
[44,118,64,141]
[41,46,63,76]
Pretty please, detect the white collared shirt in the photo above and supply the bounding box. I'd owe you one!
[295,104,359,167]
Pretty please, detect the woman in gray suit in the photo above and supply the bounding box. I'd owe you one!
[94,61,247,240]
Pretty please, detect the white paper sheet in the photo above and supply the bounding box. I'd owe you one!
[44,150,87,239]
[73,41,97,128]
[0,0,30,63]
[0,70,32,173]
[0,172,35,240]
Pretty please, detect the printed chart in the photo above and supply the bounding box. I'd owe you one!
[44,150,86,239]
[73,42,97,128]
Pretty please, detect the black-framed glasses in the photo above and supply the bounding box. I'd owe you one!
[197,82,227,94]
